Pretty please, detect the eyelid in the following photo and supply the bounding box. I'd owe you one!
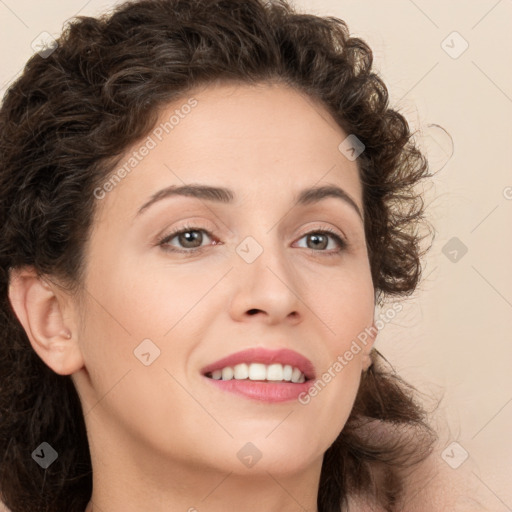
[295,222,346,241]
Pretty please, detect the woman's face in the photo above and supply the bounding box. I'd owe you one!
[71,81,376,477]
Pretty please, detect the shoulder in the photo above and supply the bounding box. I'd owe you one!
[345,450,492,512]
[395,441,493,511]
[344,419,494,511]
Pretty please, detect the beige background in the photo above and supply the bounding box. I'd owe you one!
[1,0,511,509]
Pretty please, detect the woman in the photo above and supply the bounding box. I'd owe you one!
[0,0,470,510]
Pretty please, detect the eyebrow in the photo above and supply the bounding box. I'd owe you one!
[135,183,363,221]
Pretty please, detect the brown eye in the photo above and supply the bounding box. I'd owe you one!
[295,229,347,255]
[306,233,329,250]
[158,226,215,253]
[174,230,204,249]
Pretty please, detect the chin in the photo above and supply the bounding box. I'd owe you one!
[204,435,324,476]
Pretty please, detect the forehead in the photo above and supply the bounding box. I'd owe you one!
[164,81,353,165]
[94,81,363,221]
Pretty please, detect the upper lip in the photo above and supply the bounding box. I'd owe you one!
[200,347,316,380]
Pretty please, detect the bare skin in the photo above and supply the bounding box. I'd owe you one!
[9,82,492,512]
[346,419,496,511]
[9,81,377,512]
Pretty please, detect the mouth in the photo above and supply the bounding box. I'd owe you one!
[200,347,316,403]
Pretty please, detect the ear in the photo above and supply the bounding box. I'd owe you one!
[361,319,378,372]
[7,266,84,375]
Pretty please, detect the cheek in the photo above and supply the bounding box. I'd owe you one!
[293,352,364,460]
[107,255,231,338]
[297,263,374,438]
[306,262,375,341]
[76,258,218,406]
[75,293,198,454]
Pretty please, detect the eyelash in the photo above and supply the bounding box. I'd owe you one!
[156,223,347,257]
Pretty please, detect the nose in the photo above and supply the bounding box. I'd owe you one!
[228,236,303,326]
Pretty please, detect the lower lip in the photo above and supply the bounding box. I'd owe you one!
[203,376,314,402]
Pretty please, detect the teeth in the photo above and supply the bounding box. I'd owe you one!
[221,367,233,381]
[266,363,283,381]
[291,367,305,383]
[248,363,267,380]
[233,363,249,379]
[208,362,307,383]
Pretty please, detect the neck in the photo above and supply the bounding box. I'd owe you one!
[86,467,321,512]
[84,433,322,512]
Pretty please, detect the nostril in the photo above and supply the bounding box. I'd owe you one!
[247,309,261,315]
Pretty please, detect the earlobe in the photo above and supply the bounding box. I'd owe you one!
[362,320,378,371]
[7,267,84,375]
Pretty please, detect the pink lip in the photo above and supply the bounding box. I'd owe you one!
[200,347,316,380]
[204,378,314,402]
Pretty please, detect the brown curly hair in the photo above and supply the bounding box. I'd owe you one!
[0,0,438,511]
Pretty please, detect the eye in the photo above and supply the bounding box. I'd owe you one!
[294,228,347,255]
[156,224,347,256]
[157,225,218,254]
